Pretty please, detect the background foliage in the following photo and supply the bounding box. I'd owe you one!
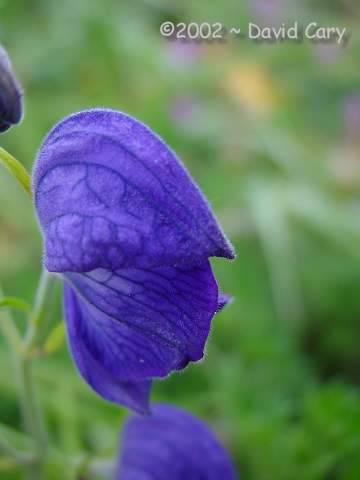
[0,0,359,479]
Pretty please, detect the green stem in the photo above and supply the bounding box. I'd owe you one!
[0,147,56,477]
[25,269,57,351]
[0,290,38,478]
[15,357,45,479]
[18,269,56,479]
[0,146,31,197]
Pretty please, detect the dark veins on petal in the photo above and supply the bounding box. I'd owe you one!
[64,285,152,414]
[64,261,218,380]
[33,109,234,273]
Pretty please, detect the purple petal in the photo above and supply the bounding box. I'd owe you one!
[63,261,218,383]
[117,404,237,480]
[64,285,151,414]
[0,45,23,133]
[33,109,234,273]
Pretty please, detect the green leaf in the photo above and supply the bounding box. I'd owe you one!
[0,422,34,465]
[0,146,31,197]
[44,323,65,355]
[0,297,31,314]
[0,423,33,450]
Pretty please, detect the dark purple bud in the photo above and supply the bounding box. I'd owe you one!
[33,109,235,412]
[117,404,237,480]
[0,45,23,133]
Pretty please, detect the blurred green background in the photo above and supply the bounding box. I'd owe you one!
[0,0,360,479]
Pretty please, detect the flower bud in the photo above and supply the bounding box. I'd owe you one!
[0,45,23,133]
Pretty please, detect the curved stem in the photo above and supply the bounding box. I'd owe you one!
[0,146,31,197]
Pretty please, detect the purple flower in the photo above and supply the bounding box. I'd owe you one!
[32,109,234,413]
[116,404,237,479]
[0,45,23,133]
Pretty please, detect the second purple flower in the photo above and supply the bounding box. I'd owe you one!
[32,109,235,413]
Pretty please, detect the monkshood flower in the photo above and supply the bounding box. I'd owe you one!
[116,404,237,479]
[0,45,23,133]
[32,109,235,413]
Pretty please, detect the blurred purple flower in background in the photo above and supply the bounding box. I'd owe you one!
[116,404,237,480]
[170,95,197,125]
[32,109,234,413]
[343,93,360,140]
[314,43,341,65]
[165,41,202,70]
[251,0,286,24]
[0,45,23,133]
